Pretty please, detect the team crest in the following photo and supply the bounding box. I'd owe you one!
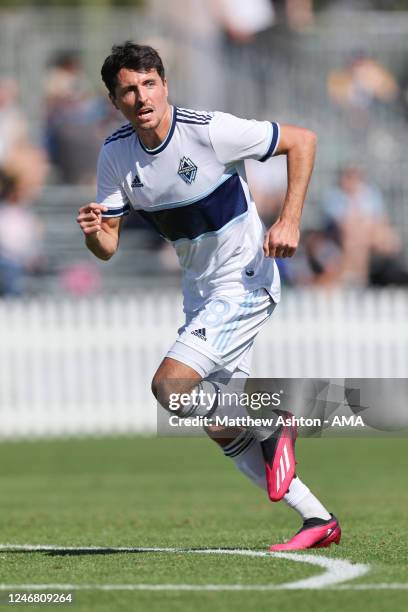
[178,156,198,184]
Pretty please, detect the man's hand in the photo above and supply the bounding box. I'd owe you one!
[263,124,316,258]
[77,203,122,261]
[263,218,300,258]
[76,203,108,236]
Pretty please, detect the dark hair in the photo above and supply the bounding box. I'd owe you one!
[101,42,165,97]
[50,49,81,70]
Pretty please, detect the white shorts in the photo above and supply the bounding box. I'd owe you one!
[166,288,276,378]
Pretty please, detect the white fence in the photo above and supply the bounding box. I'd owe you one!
[0,289,406,439]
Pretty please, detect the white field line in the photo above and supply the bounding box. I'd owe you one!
[336,584,408,590]
[0,545,375,591]
[0,584,407,591]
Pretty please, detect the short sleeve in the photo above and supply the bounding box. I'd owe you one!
[209,112,280,165]
[96,146,130,218]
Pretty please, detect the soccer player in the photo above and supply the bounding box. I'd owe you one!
[77,42,341,550]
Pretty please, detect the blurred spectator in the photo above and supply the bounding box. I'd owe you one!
[321,166,408,287]
[199,0,315,112]
[0,80,25,163]
[46,50,91,111]
[246,157,345,288]
[398,64,408,121]
[327,52,400,127]
[149,0,314,112]
[60,262,102,297]
[0,79,48,201]
[0,169,45,297]
[45,50,121,185]
[245,157,346,288]
[212,0,314,42]
[285,0,314,32]
[211,0,276,43]
[283,228,344,287]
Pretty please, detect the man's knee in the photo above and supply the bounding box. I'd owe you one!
[151,371,162,400]
[151,357,202,412]
[151,374,176,410]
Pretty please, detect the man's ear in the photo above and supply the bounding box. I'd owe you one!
[109,93,119,110]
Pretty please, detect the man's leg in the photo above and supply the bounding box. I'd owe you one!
[152,356,340,551]
[205,368,329,518]
[220,423,330,518]
[202,367,340,551]
[222,430,341,550]
[152,340,328,509]
[152,291,340,551]
[151,356,243,439]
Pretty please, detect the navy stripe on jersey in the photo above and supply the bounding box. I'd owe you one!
[259,122,280,162]
[176,118,211,126]
[136,173,247,242]
[177,106,212,116]
[106,125,133,138]
[177,108,212,121]
[176,108,211,125]
[104,128,135,146]
[110,122,132,136]
[177,106,211,115]
[107,122,131,137]
[104,123,133,144]
[102,203,131,217]
[177,114,211,123]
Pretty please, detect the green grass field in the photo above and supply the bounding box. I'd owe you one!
[0,435,407,611]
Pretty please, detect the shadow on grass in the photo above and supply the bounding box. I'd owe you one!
[1,546,256,557]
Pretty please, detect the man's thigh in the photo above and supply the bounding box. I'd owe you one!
[167,288,276,378]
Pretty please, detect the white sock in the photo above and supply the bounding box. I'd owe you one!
[223,431,331,521]
[283,477,331,521]
[224,431,267,489]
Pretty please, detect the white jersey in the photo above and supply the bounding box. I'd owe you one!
[97,106,281,312]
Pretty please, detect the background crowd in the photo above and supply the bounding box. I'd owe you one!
[0,0,407,297]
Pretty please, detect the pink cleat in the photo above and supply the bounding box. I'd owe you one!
[261,410,297,502]
[270,514,341,551]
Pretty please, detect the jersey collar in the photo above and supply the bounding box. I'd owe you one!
[138,105,177,155]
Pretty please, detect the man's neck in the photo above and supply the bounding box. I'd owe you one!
[136,104,172,150]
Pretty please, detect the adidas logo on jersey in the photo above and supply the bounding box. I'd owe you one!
[178,156,198,184]
[131,174,143,188]
[191,328,206,341]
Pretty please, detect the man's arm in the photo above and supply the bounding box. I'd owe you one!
[263,124,316,258]
[77,203,123,260]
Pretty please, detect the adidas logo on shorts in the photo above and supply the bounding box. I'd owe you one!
[191,328,207,341]
[131,174,143,188]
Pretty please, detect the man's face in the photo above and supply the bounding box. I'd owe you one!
[340,169,363,194]
[110,67,169,131]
